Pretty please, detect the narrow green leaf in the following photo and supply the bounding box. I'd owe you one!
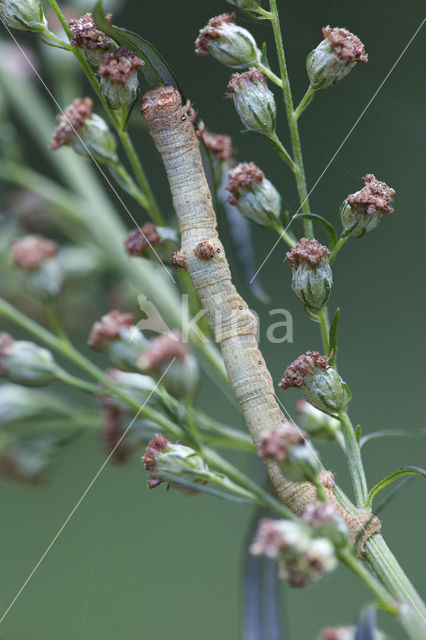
[243,509,286,640]
[260,42,270,68]
[354,604,376,640]
[92,0,183,93]
[356,424,362,444]
[367,466,426,508]
[360,428,426,448]
[328,307,340,364]
[375,476,416,515]
[296,212,338,249]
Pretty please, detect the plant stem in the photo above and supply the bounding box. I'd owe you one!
[294,85,316,120]
[257,61,282,87]
[268,0,313,239]
[270,133,297,173]
[317,307,330,352]
[338,411,369,507]
[55,368,99,394]
[271,219,297,248]
[329,235,349,264]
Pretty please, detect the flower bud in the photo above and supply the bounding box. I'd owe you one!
[104,368,159,411]
[340,174,395,238]
[198,123,234,186]
[124,223,179,263]
[226,162,281,229]
[259,422,321,483]
[49,97,117,165]
[307,26,368,90]
[98,47,145,110]
[317,628,354,640]
[0,384,65,426]
[226,0,261,10]
[296,400,340,440]
[138,331,199,399]
[0,0,47,32]
[69,12,114,67]
[303,503,349,548]
[227,69,276,136]
[195,13,260,69]
[279,351,351,416]
[286,238,332,311]
[250,518,337,587]
[0,333,57,387]
[143,434,210,489]
[88,310,148,370]
[11,234,62,298]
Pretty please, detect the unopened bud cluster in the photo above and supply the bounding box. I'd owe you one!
[11,234,62,298]
[340,174,395,238]
[0,0,47,32]
[280,351,351,416]
[286,238,332,311]
[302,502,349,548]
[195,13,260,69]
[307,26,368,90]
[98,47,145,110]
[124,223,179,263]
[250,518,337,588]
[49,97,117,165]
[0,333,57,387]
[143,434,210,489]
[226,162,281,229]
[259,421,321,483]
[227,69,276,137]
[69,12,114,66]
[297,400,340,440]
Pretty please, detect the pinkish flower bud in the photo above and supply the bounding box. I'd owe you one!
[317,629,355,640]
[124,223,179,262]
[279,351,351,416]
[98,47,145,109]
[69,12,114,66]
[0,0,47,33]
[0,333,57,387]
[200,125,233,162]
[143,434,210,489]
[88,310,148,370]
[340,174,395,238]
[303,503,349,547]
[259,422,321,482]
[307,26,368,90]
[11,234,62,298]
[286,238,332,311]
[226,162,281,229]
[195,13,260,69]
[227,69,276,136]
[49,97,117,165]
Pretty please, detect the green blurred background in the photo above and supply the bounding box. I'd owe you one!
[0,0,425,638]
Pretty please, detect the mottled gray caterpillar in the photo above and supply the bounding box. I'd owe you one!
[140,85,376,545]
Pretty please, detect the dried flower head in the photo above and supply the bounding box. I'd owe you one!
[279,351,329,390]
[69,12,111,51]
[88,310,134,351]
[138,331,188,371]
[49,97,93,150]
[322,26,368,64]
[11,234,58,270]
[98,47,144,85]
[200,126,233,161]
[226,67,265,95]
[124,223,161,257]
[259,423,306,461]
[347,174,395,216]
[286,238,330,269]
[195,13,235,56]
[226,162,264,206]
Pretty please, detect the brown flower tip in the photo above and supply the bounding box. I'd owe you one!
[226,161,264,206]
[124,223,161,257]
[170,250,186,269]
[200,125,233,161]
[138,331,188,371]
[49,97,93,150]
[303,502,339,527]
[347,174,395,216]
[0,333,15,368]
[322,26,368,63]
[317,628,351,640]
[88,310,134,351]
[259,423,306,461]
[250,518,292,558]
[98,47,144,85]
[227,67,266,95]
[11,234,58,270]
[69,12,112,51]
[195,13,235,56]
[194,241,215,260]
[102,405,129,464]
[143,434,171,487]
[286,238,330,269]
[279,351,329,390]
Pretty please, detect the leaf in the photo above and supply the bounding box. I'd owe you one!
[328,307,340,364]
[366,466,426,508]
[296,213,338,249]
[375,476,416,516]
[243,508,286,640]
[354,604,377,640]
[360,428,426,448]
[260,42,270,68]
[92,0,183,93]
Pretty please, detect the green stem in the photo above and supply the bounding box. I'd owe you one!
[317,307,330,353]
[268,0,313,239]
[257,61,283,88]
[294,85,316,121]
[271,219,297,248]
[110,160,150,210]
[338,411,369,507]
[55,368,99,394]
[270,133,297,174]
[329,235,349,264]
